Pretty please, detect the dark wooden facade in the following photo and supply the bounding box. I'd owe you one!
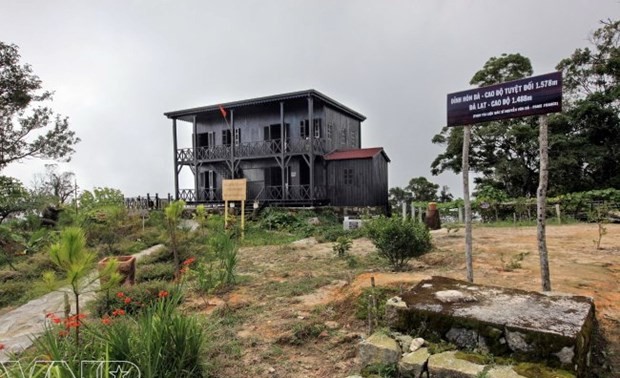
[164,89,389,208]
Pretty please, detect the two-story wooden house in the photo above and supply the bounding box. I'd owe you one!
[164,89,389,210]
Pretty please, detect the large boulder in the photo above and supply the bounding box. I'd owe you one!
[358,332,401,367]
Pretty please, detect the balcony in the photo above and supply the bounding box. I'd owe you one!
[177,183,329,204]
[177,138,329,164]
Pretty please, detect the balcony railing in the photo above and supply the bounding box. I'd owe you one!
[176,138,329,164]
[177,183,329,203]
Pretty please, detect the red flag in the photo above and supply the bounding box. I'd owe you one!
[219,105,227,119]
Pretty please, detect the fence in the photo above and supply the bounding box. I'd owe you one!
[125,193,172,210]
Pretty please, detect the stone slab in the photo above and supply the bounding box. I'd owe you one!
[428,351,485,377]
[387,276,595,376]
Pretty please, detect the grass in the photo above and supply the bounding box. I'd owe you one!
[265,276,334,298]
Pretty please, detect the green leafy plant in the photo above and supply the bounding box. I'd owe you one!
[332,236,352,257]
[500,252,529,271]
[588,204,609,250]
[165,200,186,278]
[193,205,208,236]
[45,227,121,346]
[365,217,432,271]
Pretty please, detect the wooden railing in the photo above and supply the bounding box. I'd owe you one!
[177,183,329,203]
[177,138,329,163]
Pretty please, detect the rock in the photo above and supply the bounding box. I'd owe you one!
[268,366,276,374]
[446,327,479,349]
[307,217,321,226]
[358,332,401,367]
[385,296,407,329]
[428,351,485,377]
[390,331,413,352]
[409,337,425,352]
[399,347,430,378]
[505,330,532,352]
[345,375,363,378]
[435,290,477,303]
[486,366,527,377]
[554,346,575,365]
[324,321,340,329]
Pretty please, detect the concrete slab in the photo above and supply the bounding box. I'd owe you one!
[386,276,594,376]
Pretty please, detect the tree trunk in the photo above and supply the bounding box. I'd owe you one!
[463,125,473,283]
[537,116,551,291]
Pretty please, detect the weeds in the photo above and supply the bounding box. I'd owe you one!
[333,236,352,257]
[499,252,529,271]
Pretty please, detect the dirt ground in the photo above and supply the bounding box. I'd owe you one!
[188,224,620,377]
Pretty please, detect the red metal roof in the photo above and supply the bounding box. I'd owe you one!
[324,147,390,162]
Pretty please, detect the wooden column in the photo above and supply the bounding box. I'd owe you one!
[308,96,314,203]
[230,109,235,179]
[192,116,199,202]
[537,115,551,291]
[280,102,286,200]
[172,118,179,200]
[463,125,473,283]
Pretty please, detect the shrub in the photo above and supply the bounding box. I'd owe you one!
[333,236,352,257]
[0,281,30,307]
[365,217,432,271]
[138,262,176,282]
[91,280,181,317]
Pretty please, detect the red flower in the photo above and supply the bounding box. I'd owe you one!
[101,316,112,326]
[124,297,132,304]
[158,290,169,298]
[182,257,196,266]
[112,309,126,317]
[58,330,69,337]
[0,343,5,351]
[179,267,189,275]
[46,313,61,324]
[116,292,125,298]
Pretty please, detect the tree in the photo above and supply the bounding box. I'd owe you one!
[438,185,454,203]
[0,42,79,170]
[388,186,412,209]
[406,176,439,202]
[0,175,34,223]
[165,200,185,278]
[553,19,620,191]
[431,53,537,198]
[32,164,76,205]
[45,227,120,346]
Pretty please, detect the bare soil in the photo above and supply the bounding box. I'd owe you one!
[187,224,620,377]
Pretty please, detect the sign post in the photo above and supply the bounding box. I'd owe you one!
[446,72,562,289]
[222,178,247,239]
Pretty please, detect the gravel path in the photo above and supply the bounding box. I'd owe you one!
[0,244,165,361]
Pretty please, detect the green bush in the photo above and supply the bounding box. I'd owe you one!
[91,280,181,317]
[365,217,432,271]
[0,281,30,307]
[333,236,352,257]
[138,262,176,282]
[33,290,204,378]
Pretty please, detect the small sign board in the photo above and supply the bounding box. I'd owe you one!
[222,179,247,201]
[447,71,562,127]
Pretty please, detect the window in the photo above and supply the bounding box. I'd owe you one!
[350,127,357,147]
[222,129,231,145]
[327,122,333,139]
[344,168,353,185]
[234,128,241,146]
[301,118,322,139]
[341,127,347,146]
[313,119,322,138]
[300,120,309,139]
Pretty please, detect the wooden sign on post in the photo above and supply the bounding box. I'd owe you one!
[446,72,562,290]
[222,179,247,238]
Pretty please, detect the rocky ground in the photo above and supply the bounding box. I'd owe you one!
[182,223,620,377]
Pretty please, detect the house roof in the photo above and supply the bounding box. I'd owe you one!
[324,147,390,162]
[164,89,366,122]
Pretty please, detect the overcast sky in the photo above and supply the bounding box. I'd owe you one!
[1,0,617,198]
